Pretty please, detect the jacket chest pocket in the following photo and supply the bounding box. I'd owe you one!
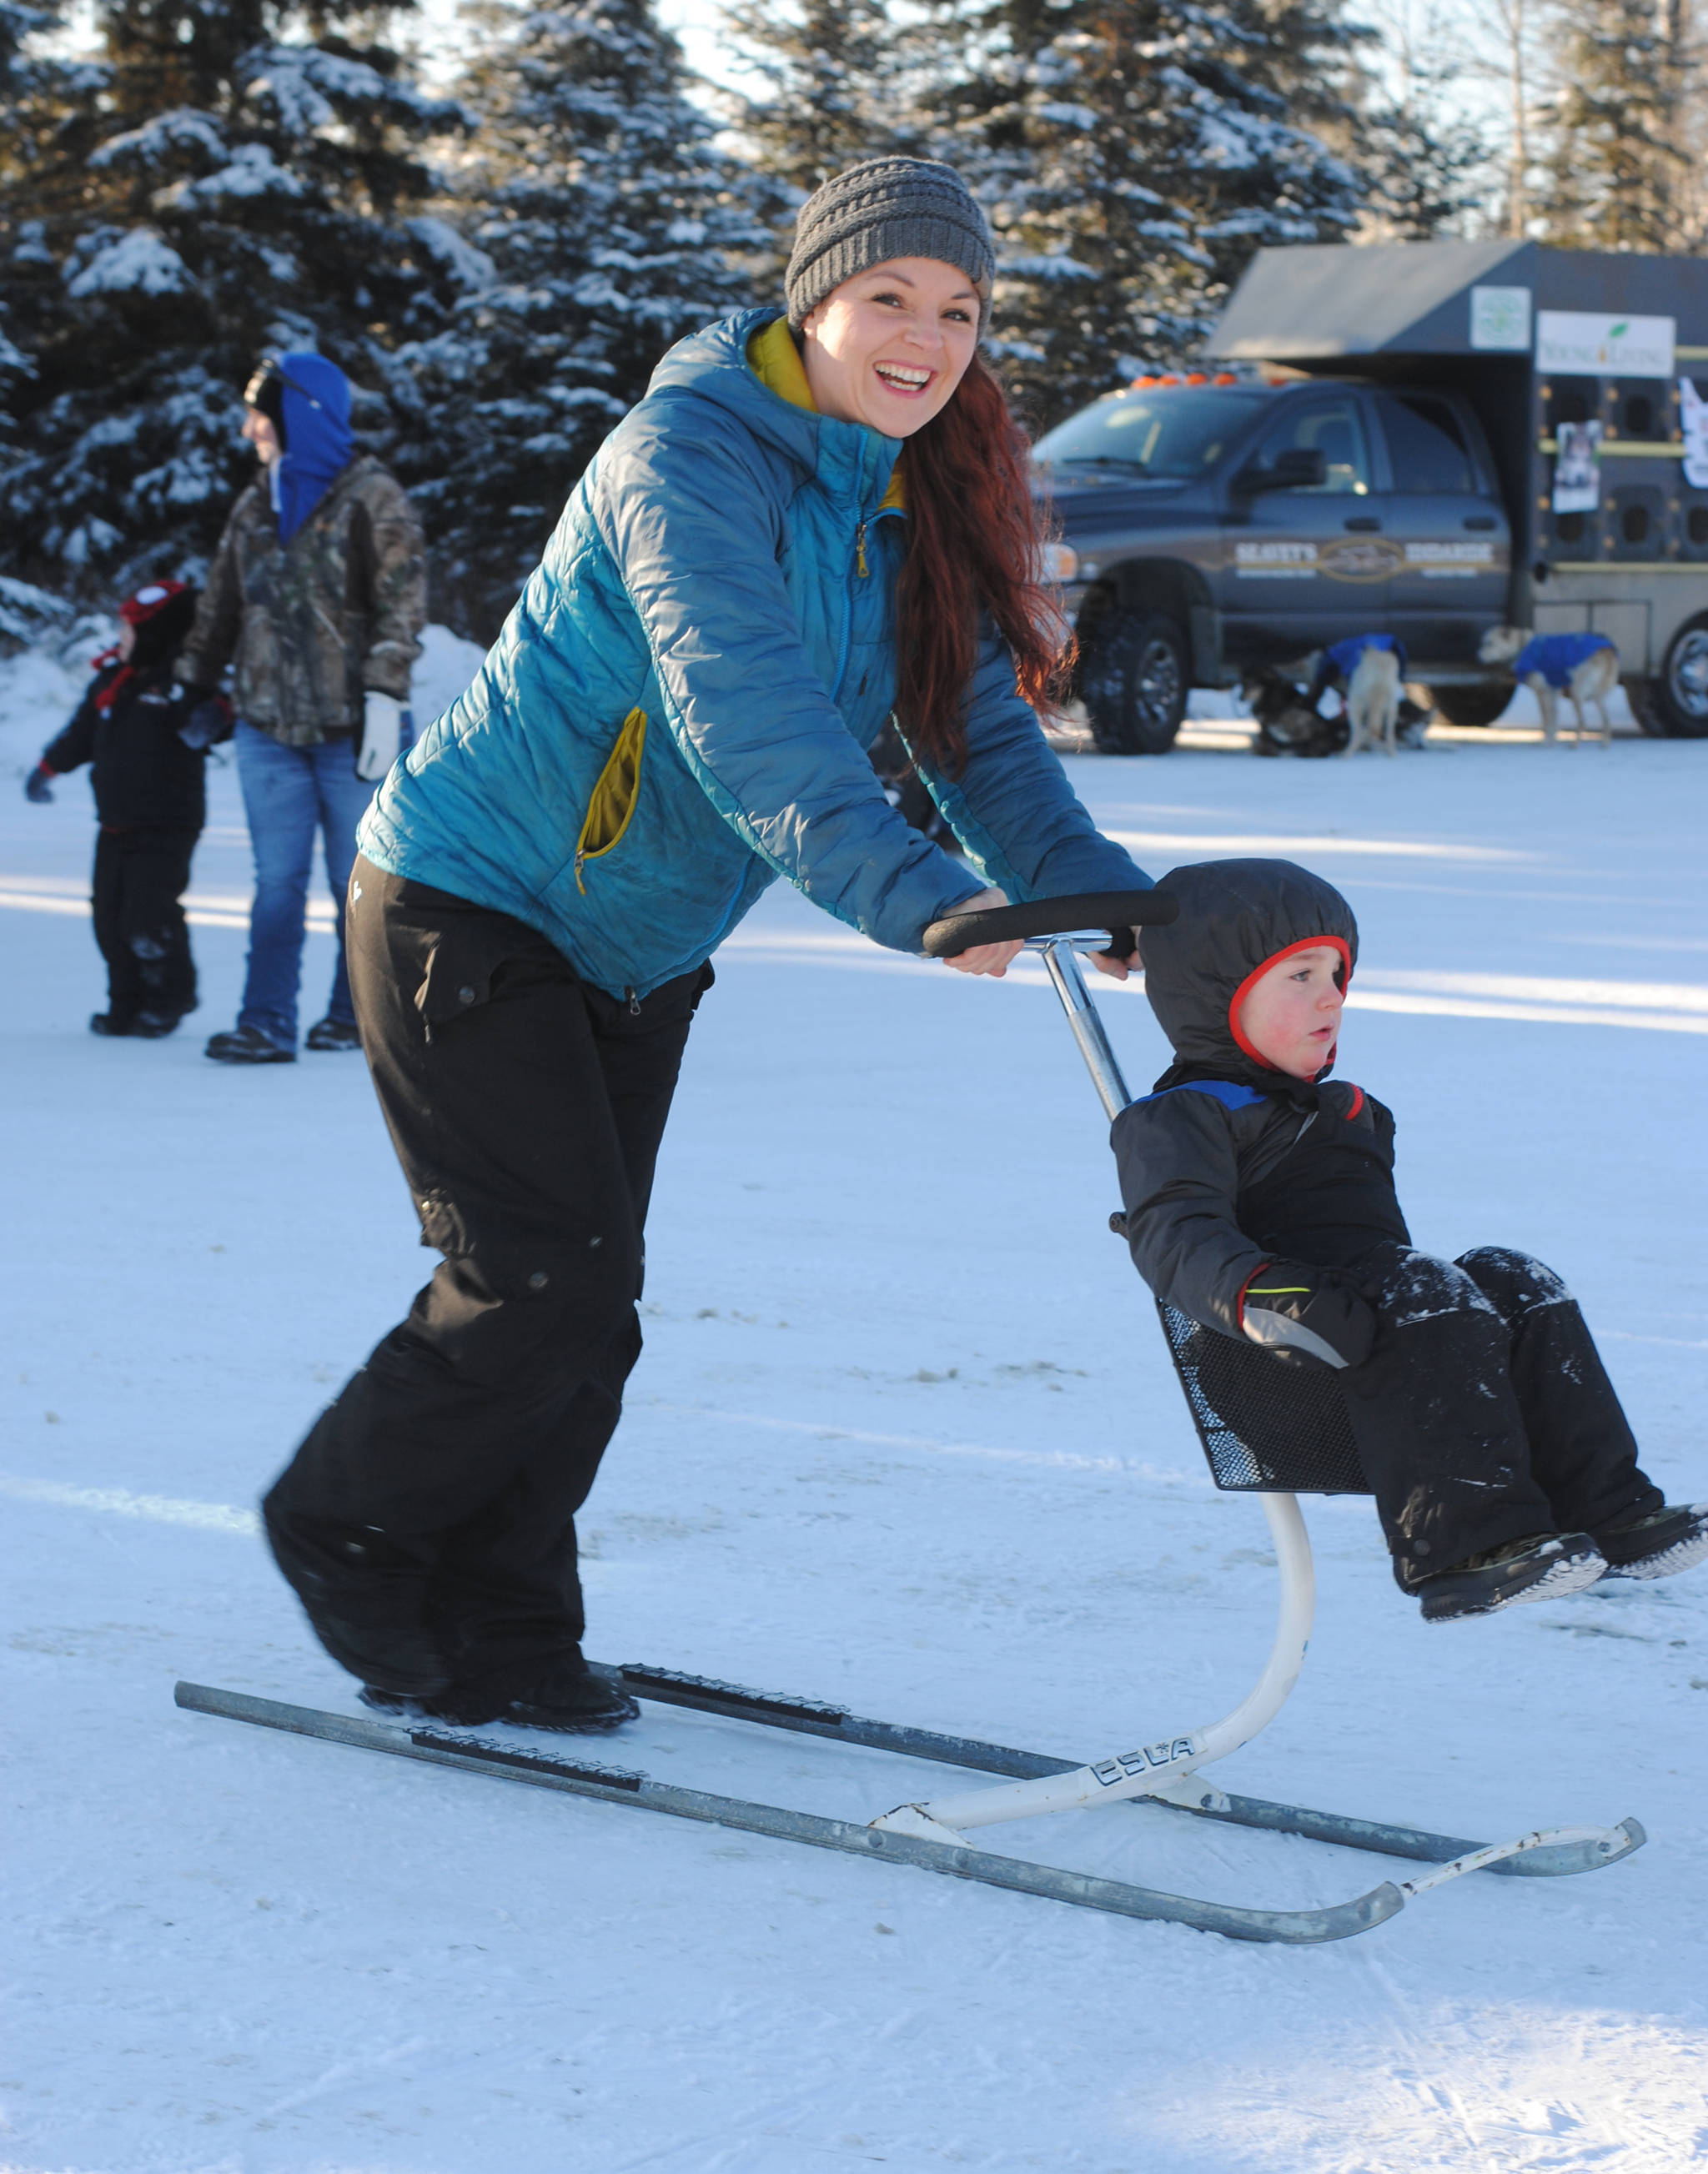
[574,708,647,893]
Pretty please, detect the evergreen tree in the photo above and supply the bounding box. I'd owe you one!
[922,0,1368,429]
[1334,0,1490,240]
[1535,0,1699,249]
[723,0,919,201]
[389,0,767,636]
[0,0,459,591]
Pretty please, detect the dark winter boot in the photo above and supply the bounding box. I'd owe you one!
[360,1654,640,1734]
[305,1016,363,1052]
[1417,1532,1606,1623]
[131,1010,185,1038]
[206,1025,295,1064]
[90,1012,138,1037]
[1593,1503,1708,1581]
[261,1505,449,1696]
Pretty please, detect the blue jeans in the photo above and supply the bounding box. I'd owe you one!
[234,723,375,1047]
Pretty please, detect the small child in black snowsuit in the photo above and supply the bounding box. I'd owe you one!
[26,581,229,1038]
[1113,857,1707,1622]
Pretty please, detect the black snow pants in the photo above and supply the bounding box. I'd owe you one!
[1342,1243,1660,1591]
[264,860,712,1682]
[92,826,198,1022]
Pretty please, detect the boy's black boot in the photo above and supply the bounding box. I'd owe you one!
[90,1011,138,1037]
[1418,1532,1606,1624]
[1594,1503,1708,1581]
[360,1654,640,1734]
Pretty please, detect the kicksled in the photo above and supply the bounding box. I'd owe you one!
[177,894,1645,1945]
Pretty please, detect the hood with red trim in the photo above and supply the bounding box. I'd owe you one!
[1140,858,1358,1079]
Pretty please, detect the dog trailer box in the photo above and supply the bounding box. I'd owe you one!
[1207,240,1708,733]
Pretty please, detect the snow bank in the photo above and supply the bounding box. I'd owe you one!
[4,701,1705,2171]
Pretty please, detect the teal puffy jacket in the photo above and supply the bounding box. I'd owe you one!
[359,310,1151,998]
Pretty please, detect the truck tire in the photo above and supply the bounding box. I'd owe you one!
[1080,610,1189,754]
[1640,615,1708,737]
[1624,678,1670,737]
[1429,684,1512,729]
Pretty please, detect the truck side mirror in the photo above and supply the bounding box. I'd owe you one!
[1232,446,1328,495]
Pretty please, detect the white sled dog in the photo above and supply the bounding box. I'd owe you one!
[1479,627,1619,746]
[1342,641,1402,758]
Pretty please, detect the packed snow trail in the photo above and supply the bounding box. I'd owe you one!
[4,663,1706,2170]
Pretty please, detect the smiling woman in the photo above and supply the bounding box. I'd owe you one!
[257,157,1158,1735]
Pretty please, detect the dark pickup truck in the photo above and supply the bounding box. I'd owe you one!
[1043,238,1708,751]
[1037,372,1510,751]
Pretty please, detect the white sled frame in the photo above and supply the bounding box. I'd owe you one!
[870,938,1639,1880]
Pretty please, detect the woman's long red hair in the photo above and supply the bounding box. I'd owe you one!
[894,352,1071,776]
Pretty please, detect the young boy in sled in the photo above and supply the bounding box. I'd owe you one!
[26,581,229,1037]
[1112,857,1706,1622]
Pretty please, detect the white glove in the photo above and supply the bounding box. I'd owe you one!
[357,691,409,782]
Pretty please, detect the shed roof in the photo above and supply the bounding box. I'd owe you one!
[1207,240,1708,361]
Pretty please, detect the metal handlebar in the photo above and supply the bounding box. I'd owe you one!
[921,889,1176,960]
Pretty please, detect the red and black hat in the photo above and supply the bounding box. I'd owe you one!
[92,579,198,702]
[118,579,192,629]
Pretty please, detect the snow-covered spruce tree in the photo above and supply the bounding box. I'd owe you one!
[921,0,1367,431]
[0,0,459,593]
[388,0,768,638]
[1535,0,1699,250]
[723,0,927,251]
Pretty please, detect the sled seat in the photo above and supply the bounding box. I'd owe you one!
[1158,1302,1370,1494]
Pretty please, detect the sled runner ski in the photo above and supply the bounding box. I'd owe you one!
[172,1678,1643,1946]
[175,893,1645,1942]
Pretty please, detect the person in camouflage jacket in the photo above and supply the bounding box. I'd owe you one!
[178,352,427,1062]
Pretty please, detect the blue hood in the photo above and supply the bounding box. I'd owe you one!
[274,353,354,544]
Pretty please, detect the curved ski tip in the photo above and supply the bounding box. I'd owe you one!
[1260,1880,1405,1945]
[1487,1815,1648,1879]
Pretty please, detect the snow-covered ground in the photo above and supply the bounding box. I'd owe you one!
[4,637,1706,2173]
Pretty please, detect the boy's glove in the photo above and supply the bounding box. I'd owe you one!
[1241,1259,1376,1370]
[356,691,410,782]
[178,694,234,751]
[25,762,54,803]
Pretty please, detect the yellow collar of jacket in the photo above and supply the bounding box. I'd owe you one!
[747,318,907,514]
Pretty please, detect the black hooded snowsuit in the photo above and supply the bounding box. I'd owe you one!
[1112,859,1660,1590]
[40,588,208,1027]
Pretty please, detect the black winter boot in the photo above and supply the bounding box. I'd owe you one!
[305,1016,362,1052]
[1594,1503,1708,1581]
[90,1011,138,1037]
[1417,1532,1606,1623]
[360,1654,640,1733]
[206,1024,295,1063]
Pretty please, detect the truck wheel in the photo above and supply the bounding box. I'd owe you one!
[1080,610,1188,754]
[1646,615,1708,737]
[1429,685,1512,729]
[1624,679,1670,737]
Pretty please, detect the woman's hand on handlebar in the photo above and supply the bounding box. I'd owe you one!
[1090,931,1141,982]
[940,887,1024,977]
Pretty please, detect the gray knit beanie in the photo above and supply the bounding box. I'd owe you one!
[785,158,996,334]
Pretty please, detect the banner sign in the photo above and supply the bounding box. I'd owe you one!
[1553,420,1604,513]
[1680,377,1708,489]
[1536,311,1675,379]
[1469,286,1531,351]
